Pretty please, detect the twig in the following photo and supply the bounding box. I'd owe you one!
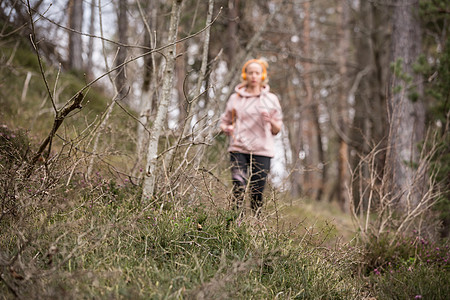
[26,0,56,113]
[25,93,83,178]
[26,0,221,52]
[21,71,33,102]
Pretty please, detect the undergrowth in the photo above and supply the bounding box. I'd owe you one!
[0,129,365,299]
[363,232,450,299]
[2,126,448,299]
[0,125,368,299]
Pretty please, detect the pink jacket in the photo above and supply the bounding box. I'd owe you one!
[220,84,283,157]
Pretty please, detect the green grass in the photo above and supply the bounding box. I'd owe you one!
[0,171,365,299]
[274,196,356,244]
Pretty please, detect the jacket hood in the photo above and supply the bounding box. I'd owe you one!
[234,83,270,97]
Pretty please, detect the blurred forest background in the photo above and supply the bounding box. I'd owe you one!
[0,0,449,298]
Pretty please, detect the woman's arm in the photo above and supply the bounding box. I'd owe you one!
[220,102,235,136]
[269,119,282,135]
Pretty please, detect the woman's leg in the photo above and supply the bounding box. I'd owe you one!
[249,155,271,214]
[230,152,249,209]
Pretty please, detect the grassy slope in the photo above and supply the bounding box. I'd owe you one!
[1,37,138,174]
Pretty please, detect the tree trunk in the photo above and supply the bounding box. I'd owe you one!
[385,0,426,209]
[188,0,215,132]
[225,0,239,65]
[86,0,96,80]
[191,0,216,168]
[176,41,187,125]
[351,0,372,214]
[67,0,83,71]
[299,1,321,200]
[142,0,183,200]
[286,70,302,198]
[115,0,128,100]
[351,1,390,213]
[336,0,351,212]
[136,1,159,178]
[313,99,325,201]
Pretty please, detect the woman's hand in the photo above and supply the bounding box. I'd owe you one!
[261,111,272,123]
[261,110,281,135]
[221,124,234,136]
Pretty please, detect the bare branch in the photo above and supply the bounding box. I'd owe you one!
[25,92,83,178]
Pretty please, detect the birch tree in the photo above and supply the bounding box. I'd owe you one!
[142,0,184,200]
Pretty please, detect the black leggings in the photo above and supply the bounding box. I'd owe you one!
[230,152,271,212]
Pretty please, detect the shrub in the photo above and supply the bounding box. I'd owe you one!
[364,231,450,299]
[369,262,450,299]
